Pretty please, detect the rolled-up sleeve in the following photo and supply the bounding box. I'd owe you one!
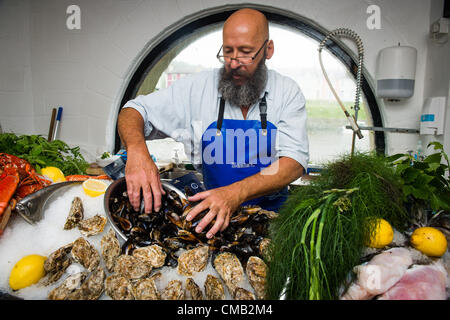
[276,80,309,170]
[122,77,191,138]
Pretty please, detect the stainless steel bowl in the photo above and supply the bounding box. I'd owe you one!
[103,177,187,242]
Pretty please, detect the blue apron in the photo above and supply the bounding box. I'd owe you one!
[201,93,288,211]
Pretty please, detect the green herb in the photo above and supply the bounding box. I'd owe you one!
[266,152,411,300]
[101,152,111,159]
[0,133,89,175]
[386,141,450,212]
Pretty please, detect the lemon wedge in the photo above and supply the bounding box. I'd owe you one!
[9,254,47,290]
[41,166,66,183]
[82,179,107,197]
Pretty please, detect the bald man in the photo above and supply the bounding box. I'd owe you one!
[118,8,309,239]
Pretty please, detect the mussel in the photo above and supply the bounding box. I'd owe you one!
[109,182,274,267]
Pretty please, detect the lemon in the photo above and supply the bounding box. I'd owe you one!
[365,218,394,249]
[41,166,66,183]
[410,227,447,257]
[82,179,107,197]
[9,254,47,290]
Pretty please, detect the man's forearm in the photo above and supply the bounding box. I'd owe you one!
[232,157,304,204]
[117,108,147,153]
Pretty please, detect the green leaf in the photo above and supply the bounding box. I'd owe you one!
[395,163,411,175]
[427,141,443,151]
[402,185,414,196]
[411,186,429,200]
[31,145,43,157]
[426,162,441,172]
[423,153,442,164]
[413,173,435,187]
[386,153,408,163]
[403,167,420,183]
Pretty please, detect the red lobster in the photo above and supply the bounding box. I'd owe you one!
[0,153,52,217]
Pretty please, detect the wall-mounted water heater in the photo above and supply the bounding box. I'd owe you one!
[420,97,446,135]
[376,45,417,100]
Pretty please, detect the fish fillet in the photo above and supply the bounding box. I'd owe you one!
[378,261,447,300]
[341,247,413,300]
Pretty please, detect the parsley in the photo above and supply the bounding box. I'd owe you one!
[0,133,89,175]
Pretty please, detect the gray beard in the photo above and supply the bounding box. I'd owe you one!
[218,61,268,107]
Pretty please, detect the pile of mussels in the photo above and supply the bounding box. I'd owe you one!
[108,184,276,268]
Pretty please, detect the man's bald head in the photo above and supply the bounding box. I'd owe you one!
[223,8,269,43]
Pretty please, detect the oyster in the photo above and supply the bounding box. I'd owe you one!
[71,237,100,271]
[132,244,167,268]
[133,273,161,300]
[64,197,84,230]
[105,274,135,300]
[48,272,88,300]
[114,255,152,279]
[162,280,184,300]
[258,209,278,219]
[101,229,121,272]
[44,243,73,285]
[234,287,256,300]
[246,256,267,299]
[185,277,203,300]
[68,266,106,300]
[213,252,244,296]
[177,245,209,276]
[78,214,107,237]
[258,238,271,258]
[204,274,225,300]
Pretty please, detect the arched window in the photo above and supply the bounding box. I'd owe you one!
[117,8,384,166]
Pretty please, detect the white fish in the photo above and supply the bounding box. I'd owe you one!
[341,247,413,300]
[377,261,447,300]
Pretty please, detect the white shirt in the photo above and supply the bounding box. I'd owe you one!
[123,68,309,170]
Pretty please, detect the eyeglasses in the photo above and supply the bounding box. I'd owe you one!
[216,39,268,66]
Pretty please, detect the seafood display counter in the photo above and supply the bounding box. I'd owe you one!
[0,173,272,300]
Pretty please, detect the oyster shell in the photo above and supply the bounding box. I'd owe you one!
[246,256,267,299]
[114,254,152,279]
[67,266,106,300]
[234,287,256,300]
[258,238,271,258]
[101,229,121,272]
[44,243,73,285]
[177,245,209,276]
[162,280,184,300]
[213,252,244,296]
[258,209,278,219]
[204,274,225,300]
[48,272,88,300]
[105,274,135,300]
[64,197,84,230]
[71,237,100,271]
[185,277,203,300]
[78,214,107,237]
[133,273,161,300]
[132,244,167,268]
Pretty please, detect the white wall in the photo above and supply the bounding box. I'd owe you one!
[0,0,448,161]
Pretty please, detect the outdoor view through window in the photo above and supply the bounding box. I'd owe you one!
[136,23,373,166]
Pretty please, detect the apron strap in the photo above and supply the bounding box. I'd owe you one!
[259,92,268,134]
[217,92,268,135]
[217,97,226,135]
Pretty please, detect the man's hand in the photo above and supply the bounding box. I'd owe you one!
[185,185,244,239]
[117,107,166,213]
[125,148,165,213]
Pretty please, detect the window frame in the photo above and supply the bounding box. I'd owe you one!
[115,5,385,155]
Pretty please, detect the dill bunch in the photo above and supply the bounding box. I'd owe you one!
[266,152,410,300]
